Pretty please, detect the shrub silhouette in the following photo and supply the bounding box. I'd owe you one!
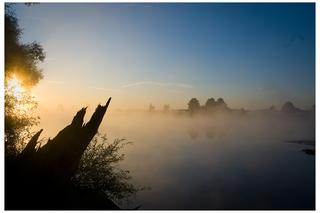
[72,134,140,201]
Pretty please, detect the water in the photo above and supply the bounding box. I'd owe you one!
[37,109,315,209]
[104,111,315,209]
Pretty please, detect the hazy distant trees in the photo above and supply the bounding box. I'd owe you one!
[281,101,301,113]
[216,98,227,109]
[205,98,216,109]
[188,98,200,114]
[148,98,312,117]
[185,97,313,116]
[147,97,232,115]
[148,104,171,113]
[163,104,170,113]
[149,104,155,112]
[188,97,229,115]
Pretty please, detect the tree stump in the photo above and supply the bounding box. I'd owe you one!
[5,98,120,210]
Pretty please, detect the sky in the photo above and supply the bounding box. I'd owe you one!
[14,3,315,111]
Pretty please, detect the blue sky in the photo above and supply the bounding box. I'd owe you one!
[14,3,315,110]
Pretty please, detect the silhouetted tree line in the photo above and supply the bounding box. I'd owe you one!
[186,98,314,116]
[148,98,314,116]
[188,97,229,115]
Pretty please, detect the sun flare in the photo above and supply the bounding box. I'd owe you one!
[5,74,35,114]
[7,75,25,99]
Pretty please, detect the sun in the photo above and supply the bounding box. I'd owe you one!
[7,75,25,99]
[5,74,34,114]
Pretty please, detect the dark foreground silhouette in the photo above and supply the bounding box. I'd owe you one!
[5,98,120,210]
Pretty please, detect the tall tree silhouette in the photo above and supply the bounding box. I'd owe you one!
[5,3,45,156]
[5,4,45,86]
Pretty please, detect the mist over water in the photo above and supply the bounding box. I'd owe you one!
[36,108,315,209]
[6,2,315,210]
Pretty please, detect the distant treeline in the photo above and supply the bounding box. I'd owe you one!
[148,98,315,115]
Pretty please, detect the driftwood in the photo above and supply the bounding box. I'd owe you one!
[5,98,120,210]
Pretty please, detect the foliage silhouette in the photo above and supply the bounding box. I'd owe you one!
[5,3,45,156]
[5,3,45,87]
[5,83,39,156]
[72,134,141,201]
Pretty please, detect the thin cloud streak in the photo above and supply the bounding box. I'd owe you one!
[43,79,192,92]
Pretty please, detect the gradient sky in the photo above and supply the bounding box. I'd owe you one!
[14,3,315,110]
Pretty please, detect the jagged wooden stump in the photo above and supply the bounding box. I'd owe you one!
[6,98,119,210]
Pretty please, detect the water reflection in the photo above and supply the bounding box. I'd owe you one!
[110,113,314,210]
[188,127,227,140]
[187,128,199,140]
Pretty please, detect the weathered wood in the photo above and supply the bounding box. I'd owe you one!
[6,98,120,210]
